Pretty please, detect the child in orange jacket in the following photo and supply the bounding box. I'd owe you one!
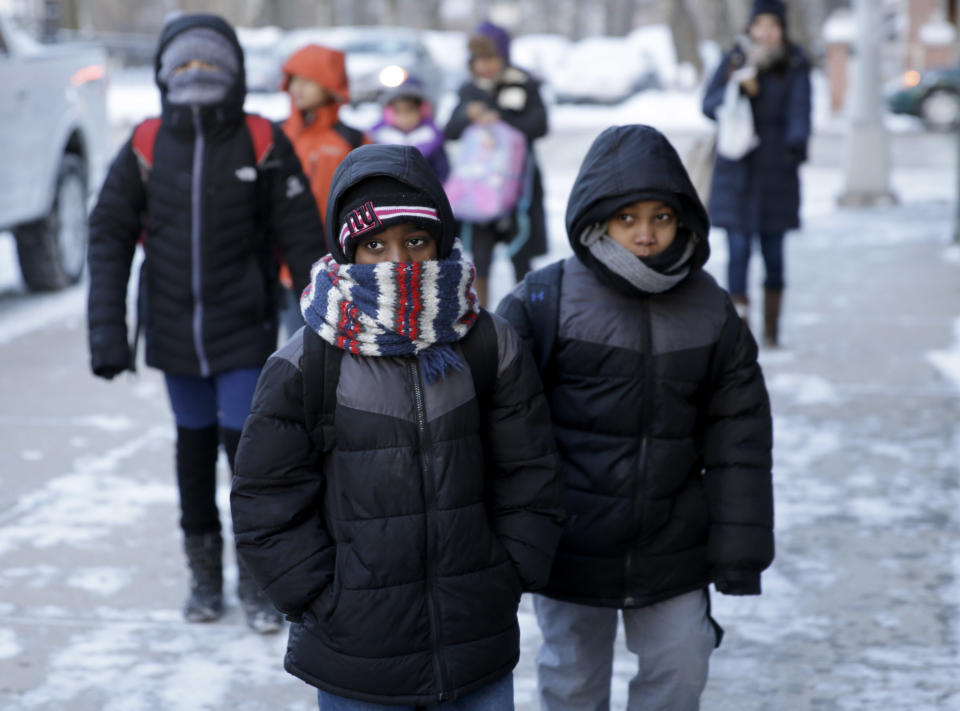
[277,44,370,336]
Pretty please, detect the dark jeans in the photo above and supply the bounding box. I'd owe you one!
[317,674,514,710]
[164,368,261,431]
[725,230,785,297]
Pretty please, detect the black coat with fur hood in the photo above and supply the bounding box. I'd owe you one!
[231,145,564,705]
[498,125,774,609]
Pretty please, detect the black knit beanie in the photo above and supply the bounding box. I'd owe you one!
[750,0,787,29]
[336,176,442,262]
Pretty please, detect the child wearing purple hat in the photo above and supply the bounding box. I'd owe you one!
[444,21,550,308]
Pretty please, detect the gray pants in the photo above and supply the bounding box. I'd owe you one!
[534,590,717,711]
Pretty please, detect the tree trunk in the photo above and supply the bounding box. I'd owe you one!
[604,0,635,37]
[663,0,703,75]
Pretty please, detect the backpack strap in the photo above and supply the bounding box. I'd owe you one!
[521,259,565,374]
[244,114,275,166]
[132,117,162,182]
[301,327,343,453]
[461,309,498,412]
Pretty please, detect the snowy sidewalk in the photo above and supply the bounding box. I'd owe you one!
[1,129,959,708]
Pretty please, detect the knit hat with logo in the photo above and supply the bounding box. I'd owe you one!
[336,176,442,263]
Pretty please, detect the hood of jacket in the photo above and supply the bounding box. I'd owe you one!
[282,44,350,103]
[325,144,457,262]
[154,13,246,117]
[565,125,711,291]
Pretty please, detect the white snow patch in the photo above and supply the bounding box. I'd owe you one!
[768,373,841,406]
[78,414,137,432]
[67,567,132,596]
[0,627,23,659]
[943,244,960,264]
[926,316,960,392]
[20,449,43,462]
[0,427,174,555]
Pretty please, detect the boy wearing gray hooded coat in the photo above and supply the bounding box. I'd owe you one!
[497,124,774,710]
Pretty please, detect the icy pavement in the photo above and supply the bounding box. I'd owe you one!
[1,113,959,707]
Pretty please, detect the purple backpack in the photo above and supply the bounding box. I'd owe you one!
[444,121,528,223]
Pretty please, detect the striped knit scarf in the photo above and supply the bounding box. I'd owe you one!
[300,240,480,384]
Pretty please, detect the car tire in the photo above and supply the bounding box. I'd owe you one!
[919,88,960,132]
[13,154,88,292]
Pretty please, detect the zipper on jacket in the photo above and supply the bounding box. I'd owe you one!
[190,106,211,377]
[407,360,449,701]
[626,299,654,606]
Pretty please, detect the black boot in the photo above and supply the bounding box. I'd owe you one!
[237,558,284,634]
[183,531,224,622]
[763,288,783,348]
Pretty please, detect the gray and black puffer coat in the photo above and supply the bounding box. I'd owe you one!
[230,147,564,706]
[498,125,774,609]
[87,14,325,378]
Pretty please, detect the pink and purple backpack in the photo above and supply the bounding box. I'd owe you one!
[444,120,528,223]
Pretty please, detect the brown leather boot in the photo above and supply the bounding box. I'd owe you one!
[763,288,783,347]
[731,294,750,331]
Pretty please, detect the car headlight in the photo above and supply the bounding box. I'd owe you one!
[378,65,408,88]
[902,69,921,88]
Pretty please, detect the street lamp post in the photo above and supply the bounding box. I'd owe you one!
[838,0,898,206]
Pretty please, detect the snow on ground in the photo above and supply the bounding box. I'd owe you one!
[1,58,959,710]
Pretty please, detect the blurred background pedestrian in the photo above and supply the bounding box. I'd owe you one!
[702,0,812,348]
[444,20,549,308]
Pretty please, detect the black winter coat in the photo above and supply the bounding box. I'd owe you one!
[87,14,325,378]
[498,125,774,609]
[444,66,548,260]
[702,42,812,234]
[231,145,564,705]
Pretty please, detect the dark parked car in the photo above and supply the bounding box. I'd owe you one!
[887,64,960,131]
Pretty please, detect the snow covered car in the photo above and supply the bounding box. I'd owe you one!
[887,64,960,132]
[0,14,109,291]
[550,36,659,104]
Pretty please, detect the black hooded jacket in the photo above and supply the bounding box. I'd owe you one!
[498,125,774,608]
[87,14,325,378]
[231,145,564,704]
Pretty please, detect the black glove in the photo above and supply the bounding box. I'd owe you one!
[786,141,807,165]
[714,570,761,596]
[90,338,132,380]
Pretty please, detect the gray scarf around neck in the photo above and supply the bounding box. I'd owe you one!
[579,224,696,294]
[165,67,234,106]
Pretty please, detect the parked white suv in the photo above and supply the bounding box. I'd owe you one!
[0,14,108,291]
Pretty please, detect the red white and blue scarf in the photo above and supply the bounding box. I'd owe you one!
[300,240,480,383]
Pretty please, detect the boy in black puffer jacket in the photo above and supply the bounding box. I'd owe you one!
[497,124,774,711]
[86,14,325,632]
[230,144,564,709]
